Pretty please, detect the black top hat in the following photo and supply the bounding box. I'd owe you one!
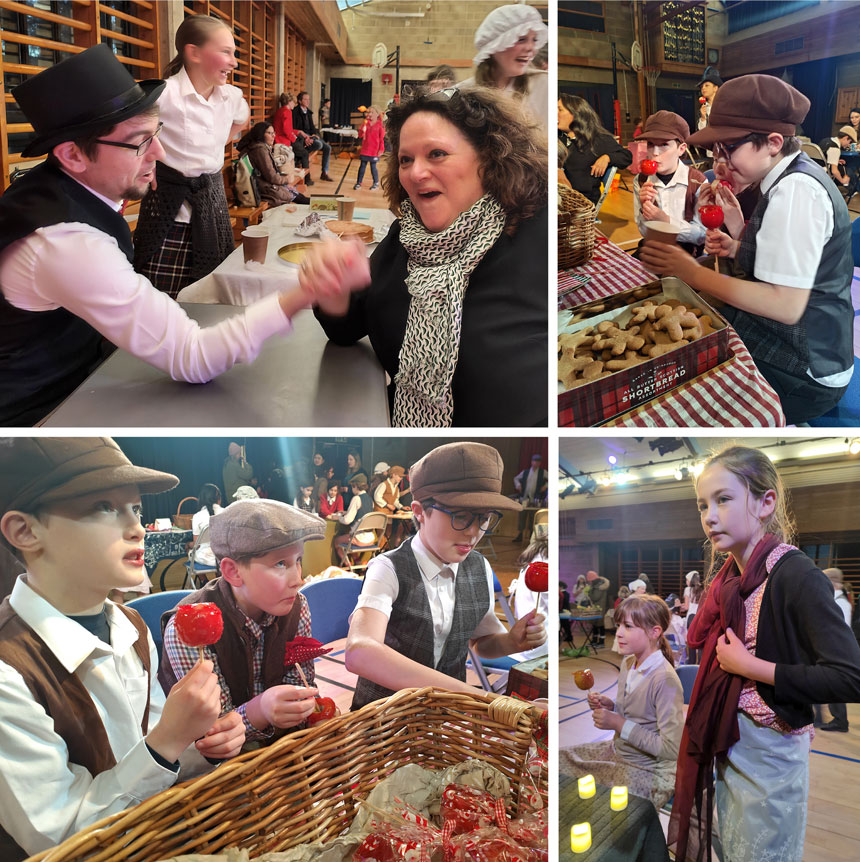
[13,43,165,157]
[696,65,723,89]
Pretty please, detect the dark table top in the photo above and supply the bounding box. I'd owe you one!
[43,303,389,427]
[559,775,669,862]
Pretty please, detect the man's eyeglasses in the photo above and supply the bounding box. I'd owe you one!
[95,121,163,157]
[426,503,502,533]
[712,134,758,163]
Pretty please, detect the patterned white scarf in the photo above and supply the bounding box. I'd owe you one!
[393,195,506,427]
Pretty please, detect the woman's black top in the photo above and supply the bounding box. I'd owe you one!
[562,131,633,203]
[314,208,548,427]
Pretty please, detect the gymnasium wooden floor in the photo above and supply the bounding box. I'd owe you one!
[559,638,860,861]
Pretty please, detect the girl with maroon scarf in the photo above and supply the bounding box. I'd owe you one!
[671,446,860,862]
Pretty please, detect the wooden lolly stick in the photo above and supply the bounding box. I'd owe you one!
[293,662,321,711]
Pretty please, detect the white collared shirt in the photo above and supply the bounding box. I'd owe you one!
[619,649,666,742]
[0,173,292,387]
[156,67,249,222]
[0,577,206,854]
[353,533,506,666]
[633,161,706,245]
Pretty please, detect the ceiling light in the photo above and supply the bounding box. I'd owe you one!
[608,455,618,465]
[850,438,860,455]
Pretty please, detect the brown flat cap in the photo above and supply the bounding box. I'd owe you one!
[634,110,691,143]
[410,442,521,511]
[0,437,177,515]
[687,74,809,148]
[209,499,326,559]
[838,125,858,144]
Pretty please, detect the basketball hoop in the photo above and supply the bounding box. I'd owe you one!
[643,66,660,89]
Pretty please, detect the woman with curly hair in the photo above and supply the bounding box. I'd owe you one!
[307,86,547,427]
[558,93,632,203]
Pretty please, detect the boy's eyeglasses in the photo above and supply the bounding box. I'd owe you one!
[712,134,758,163]
[426,503,502,533]
[95,121,163,157]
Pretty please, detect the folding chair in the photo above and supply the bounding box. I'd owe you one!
[467,570,525,693]
[343,511,389,573]
[127,590,192,663]
[185,525,217,589]
[593,165,617,224]
[474,532,497,560]
[800,142,827,167]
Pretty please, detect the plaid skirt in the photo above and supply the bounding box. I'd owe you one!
[139,222,193,299]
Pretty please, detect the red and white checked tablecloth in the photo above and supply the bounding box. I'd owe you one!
[558,238,785,427]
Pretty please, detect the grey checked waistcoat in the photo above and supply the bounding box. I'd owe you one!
[351,537,490,710]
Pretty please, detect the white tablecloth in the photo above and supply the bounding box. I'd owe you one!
[321,127,359,138]
[176,203,396,306]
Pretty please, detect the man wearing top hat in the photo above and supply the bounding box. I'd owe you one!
[0,45,369,427]
[641,74,854,425]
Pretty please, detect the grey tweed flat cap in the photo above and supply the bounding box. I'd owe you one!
[209,499,326,559]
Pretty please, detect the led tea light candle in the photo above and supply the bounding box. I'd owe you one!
[578,774,596,799]
[610,785,628,811]
[571,822,592,854]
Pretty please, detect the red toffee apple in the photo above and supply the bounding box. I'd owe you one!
[640,159,659,177]
[174,603,223,647]
[699,204,725,230]
[306,697,336,726]
[524,561,549,592]
[573,668,594,690]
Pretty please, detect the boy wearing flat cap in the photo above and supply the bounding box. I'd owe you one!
[641,74,854,425]
[160,499,326,745]
[633,111,707,252]
[0,438,243,859]
[0,44,368,427]
[346,442,547,710]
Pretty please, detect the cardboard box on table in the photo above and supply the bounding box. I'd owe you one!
[558,278,732,426]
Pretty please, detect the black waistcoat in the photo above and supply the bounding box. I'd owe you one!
[0,163,131,425]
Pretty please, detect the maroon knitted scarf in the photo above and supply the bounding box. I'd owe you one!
[669,532,780,862]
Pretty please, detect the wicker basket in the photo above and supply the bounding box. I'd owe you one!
[26,688,546,862]
[558,185,596,269]
[171,497,198,531]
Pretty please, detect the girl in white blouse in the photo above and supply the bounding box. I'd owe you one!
[134,15,249,297]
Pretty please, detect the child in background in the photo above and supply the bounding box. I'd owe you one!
[345,442,546,710]
[509,536,550,662]
[332,476,374,566]
[191,483,223,570]
[319,480,344,518]
[641,75,854,425]
[353,106,385,191]
[134,15,250,297]
[0,438,243,857]
[160,499,325,748]
[633,111,706,254]
[670,446,860,862]
[560,594,684,808]
[293,482,316,514]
